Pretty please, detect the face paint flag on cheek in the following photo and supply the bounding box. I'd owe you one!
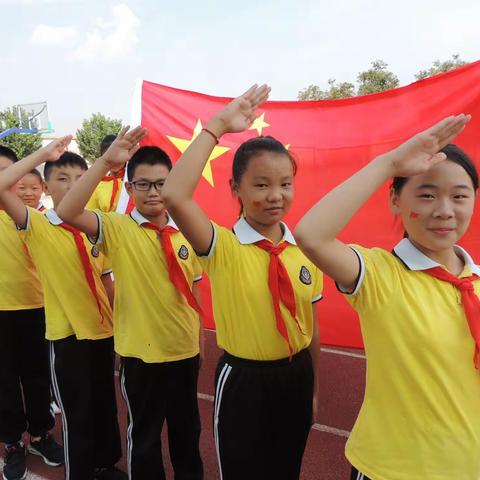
[410,211,420,219]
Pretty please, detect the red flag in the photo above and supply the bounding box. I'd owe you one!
[128,61,480,348]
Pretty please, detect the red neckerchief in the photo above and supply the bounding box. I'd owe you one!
[423,266,480,368]
[254,239,304,359]
[142,222,202,316]
[102,168,125,211]
[57,223,105,323]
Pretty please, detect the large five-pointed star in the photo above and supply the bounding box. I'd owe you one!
[249,112,270,136]
[166,119,230,186]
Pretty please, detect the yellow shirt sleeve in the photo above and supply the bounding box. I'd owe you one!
[94,211,122,256]
[343,245,397,312]
[311,266,323,302]
[197,222,235,275]
[192,255,203,282]
[101,254,113,275]
[18,207,49,242]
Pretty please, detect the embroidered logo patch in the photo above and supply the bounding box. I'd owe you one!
[299,266,312,285]
[91,246,100,258]
[178,245,189,260]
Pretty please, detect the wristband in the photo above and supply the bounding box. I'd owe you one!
[202,128,219,144]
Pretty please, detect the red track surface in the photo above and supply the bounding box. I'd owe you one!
[2,330,366,479]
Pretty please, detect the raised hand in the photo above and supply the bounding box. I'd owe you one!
[43,135,73,162]
[207,84,271,136]
[385,114,471,178]
[100,126,148,168]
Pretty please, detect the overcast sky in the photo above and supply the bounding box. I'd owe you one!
[0,0,478,134]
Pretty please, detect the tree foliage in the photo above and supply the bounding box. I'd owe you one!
[356,60,399,96]
[0,108,42,158]
[415,54,467,80]
[298,55,468,101]
[76,113,122,163]
[298,79,355,100]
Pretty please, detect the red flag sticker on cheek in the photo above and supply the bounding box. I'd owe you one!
[410,211,420,219]
[253,201,261,207]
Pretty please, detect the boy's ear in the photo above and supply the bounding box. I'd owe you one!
[229,178,239,196]
[125,182,133,197]
[43,181,51,197]
[389,188,401,215]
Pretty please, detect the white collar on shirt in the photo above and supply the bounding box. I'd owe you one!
[45,209,63,226]
[393,237,480,276]
[129,207,179,231]
[232,216,296,245]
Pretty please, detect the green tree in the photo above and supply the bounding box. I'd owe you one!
[76,113,122,163]
[357,60,399,96]
[415,54,467,80]
[0,108,42,158]
[298,79,355,100]
[297,60,399,100]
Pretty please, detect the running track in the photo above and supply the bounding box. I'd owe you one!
[2,330,366,479]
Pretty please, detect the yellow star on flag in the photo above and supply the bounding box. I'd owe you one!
[166,119,230,186]
[249,112,270,136]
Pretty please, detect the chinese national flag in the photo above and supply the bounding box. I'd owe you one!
[123,61,480,348]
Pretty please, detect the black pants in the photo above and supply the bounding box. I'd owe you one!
[120,355,203,480]
[351,467,371,479]
[0,308,54,444]
[50,335,121,480]
[214,349,313,480]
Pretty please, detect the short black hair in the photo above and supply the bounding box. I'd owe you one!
[127,146,172,181]
[0,145,18,163]
[27,168,43,182]
[100,134,117,156]
[44,152,88,181]
[392,144,478,193]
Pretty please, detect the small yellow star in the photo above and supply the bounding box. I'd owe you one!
[284,144,290,150]
[166,119,230,186]
[249,112,270,136]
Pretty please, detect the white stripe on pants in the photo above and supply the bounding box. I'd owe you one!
[213,363,232,480]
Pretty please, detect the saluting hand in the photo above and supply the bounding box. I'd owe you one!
[384,113,471,178]
[43,135,73,162]
[101,125,148,169]
[207,84,271,137]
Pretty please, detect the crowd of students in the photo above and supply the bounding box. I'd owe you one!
[0,84,478,480]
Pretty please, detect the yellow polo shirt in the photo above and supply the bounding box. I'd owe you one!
[199,218,323,361]
[87,177,123,212]
[19,208,113,341]
[341,238,480,480]
[0,210,43,310]
[92,208,202,363]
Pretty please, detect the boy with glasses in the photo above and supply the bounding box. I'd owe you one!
[57,132,204,480]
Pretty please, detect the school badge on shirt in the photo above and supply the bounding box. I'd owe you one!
[178,245,189,260]
[91,246,100,258]
[299,266,312,285]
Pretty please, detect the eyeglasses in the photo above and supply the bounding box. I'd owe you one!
[129,180,165,191]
